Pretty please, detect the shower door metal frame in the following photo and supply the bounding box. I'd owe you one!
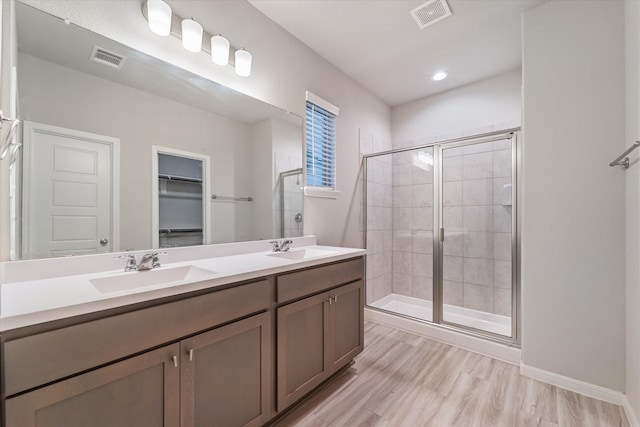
[434,131,519,344]
[278,167,304,238]
[363,128,521,346]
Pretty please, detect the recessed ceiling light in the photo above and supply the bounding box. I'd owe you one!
[432,72,448,81]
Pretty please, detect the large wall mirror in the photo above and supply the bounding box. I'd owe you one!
[9,2,304,260]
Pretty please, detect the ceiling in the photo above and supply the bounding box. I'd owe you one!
[248,0,548,107]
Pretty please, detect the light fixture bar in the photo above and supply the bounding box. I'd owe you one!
[141,2,251,74]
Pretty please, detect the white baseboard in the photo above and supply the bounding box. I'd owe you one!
[520,363,625,405]
[623,396,640,427]
[521,364,640,426]
[364,307,521,365]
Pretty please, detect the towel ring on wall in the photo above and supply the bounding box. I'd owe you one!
[0,110,21,161]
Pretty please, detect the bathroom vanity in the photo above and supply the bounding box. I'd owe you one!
[0,239,365,427]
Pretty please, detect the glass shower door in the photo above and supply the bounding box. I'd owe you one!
[440,138,514,337]
[365,147,435,322]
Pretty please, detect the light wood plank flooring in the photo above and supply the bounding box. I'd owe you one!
[274,322,630,427]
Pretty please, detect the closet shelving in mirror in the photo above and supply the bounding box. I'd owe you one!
[158,174,203,184]
[159,228,203,234]
[159,176,202,200]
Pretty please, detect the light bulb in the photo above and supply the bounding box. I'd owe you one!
[211,35,230,66]
[235,49,252,77]
[147,0,172,36]
[432,71,448,81]
[182,19,203,53]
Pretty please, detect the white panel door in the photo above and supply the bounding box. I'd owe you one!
[23,122,119,259]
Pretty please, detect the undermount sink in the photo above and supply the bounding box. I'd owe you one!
[267,248,337,261]
[90,265,216,293]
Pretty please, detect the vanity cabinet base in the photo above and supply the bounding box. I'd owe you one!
[5,344,181,427]
[181,312,271,427]
[276,277,364,412]
[1,256,364,427]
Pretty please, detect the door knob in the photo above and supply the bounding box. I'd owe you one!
[100,238,109,246]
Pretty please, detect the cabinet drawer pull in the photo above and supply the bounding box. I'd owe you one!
[172,355,178,368]
[187,348,194,361]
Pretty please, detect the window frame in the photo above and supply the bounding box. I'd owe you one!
[304,91,340,199]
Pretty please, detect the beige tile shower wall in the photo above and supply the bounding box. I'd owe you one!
[391,148,434,301]
[362,131,392,305]
[442,140,511,316]
[283,176,303,237]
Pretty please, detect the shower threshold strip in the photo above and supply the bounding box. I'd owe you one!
[370,294,511,337]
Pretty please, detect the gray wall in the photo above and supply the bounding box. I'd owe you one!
[625,0,640,419]
[521,0,626,391]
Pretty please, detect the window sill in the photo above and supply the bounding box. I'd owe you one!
[303,187,341,199]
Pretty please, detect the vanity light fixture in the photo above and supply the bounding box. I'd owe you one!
[143,0,253,77]
[432,71,448,81]
[147,0,172,36]
[211,34,230,66]
[235,49,252,77]
[181,18,203,53]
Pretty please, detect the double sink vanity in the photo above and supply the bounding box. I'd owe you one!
[0,236,366,426]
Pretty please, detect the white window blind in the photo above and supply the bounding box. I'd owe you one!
[306,95,338,189]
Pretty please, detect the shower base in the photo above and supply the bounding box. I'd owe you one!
[369,293,511,337]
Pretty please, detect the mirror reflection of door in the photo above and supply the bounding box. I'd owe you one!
[22,121,119,259]
[152,147,210,249]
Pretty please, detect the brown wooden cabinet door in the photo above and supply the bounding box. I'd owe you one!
[180,312,271,427]
[276,292,330,411]
[4,343,180,427]
[329,280,365,373]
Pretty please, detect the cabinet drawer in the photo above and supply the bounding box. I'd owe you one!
[4,279,270,396]
[276,257,364,304]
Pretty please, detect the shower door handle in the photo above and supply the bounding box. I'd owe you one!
[439,228,445,242]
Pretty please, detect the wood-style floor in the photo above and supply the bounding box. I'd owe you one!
[274,322,630,427]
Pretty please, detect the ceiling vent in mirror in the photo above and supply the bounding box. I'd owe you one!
[410,0,452,30]
[89,46,127,69]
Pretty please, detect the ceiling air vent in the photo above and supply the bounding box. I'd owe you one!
[89,46,127,70]
[410,0,452,30]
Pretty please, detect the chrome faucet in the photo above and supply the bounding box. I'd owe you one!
[115,252,165,272]
[137,252,165,270]
[116,254,138,272]
[270,239,293,252]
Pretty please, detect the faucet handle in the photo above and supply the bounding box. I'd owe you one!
[269,240,281,252]
[151,251,167,268]
[115,254,137,271]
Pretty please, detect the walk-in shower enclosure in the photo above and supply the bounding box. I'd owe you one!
[364,131,519,342]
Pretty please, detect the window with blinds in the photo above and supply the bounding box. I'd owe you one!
[306,100,336,189]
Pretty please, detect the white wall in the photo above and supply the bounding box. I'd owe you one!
[626,0,640,422]
[11,0,391,251]
[249,117,303,240]
[391,69,521,146]
[250,119,273,240]
[521,0,626,392]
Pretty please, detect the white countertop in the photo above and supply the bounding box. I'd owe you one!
[0,242,365,332]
